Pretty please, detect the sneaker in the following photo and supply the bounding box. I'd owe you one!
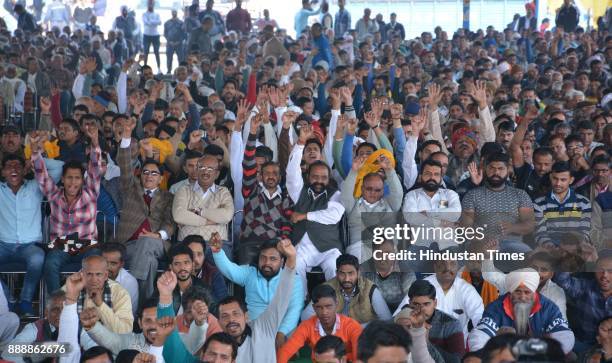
[18,301,36,319]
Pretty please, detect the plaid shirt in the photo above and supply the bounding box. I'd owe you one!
[240,133,293,242]
[32,147,102,241]
[553,272,612,345]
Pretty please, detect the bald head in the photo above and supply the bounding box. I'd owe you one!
[83,255,109,291]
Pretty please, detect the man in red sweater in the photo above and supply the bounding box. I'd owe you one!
[277,284,362,363]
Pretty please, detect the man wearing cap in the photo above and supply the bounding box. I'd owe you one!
[468,268,574,354]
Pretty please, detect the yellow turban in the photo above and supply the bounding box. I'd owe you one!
[24,139,60,160]
[140,138,173,164]
[353,149,395,198]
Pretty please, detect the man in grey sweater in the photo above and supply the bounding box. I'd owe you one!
[80,297,165,360]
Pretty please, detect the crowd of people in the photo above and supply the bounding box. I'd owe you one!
[0,0,610,361]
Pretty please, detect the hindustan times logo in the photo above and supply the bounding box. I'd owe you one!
[372,224,486,245]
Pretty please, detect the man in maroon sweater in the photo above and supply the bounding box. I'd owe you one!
[225,0,251,35]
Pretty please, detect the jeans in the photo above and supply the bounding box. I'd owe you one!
[43,248,101,293]
[0,241,44,302]
[143,34,161,70]
[165,41,184,74]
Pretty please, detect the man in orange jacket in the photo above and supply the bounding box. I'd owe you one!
[277,284,362,363]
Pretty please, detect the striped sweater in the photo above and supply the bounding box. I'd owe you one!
[240,133,293,242]
[534,189,591,245]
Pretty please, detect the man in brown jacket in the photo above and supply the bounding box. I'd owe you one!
[116,118,175,302]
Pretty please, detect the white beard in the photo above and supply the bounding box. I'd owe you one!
[513,301,534,336]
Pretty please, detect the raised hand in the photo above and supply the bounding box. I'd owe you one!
[298,124,314,145]
[29,131,43,154]
[411,107,428,136]
[347,117,358,135]
[282,110,299,130]
[335,114,348,138]
[371,98,384,118]
[208,232,223,253]
[428,83,442,108]
[408,306,427,329]
[250,112,263,135]
[268,87,282,108]
[84,123,99,148]
[524,103,539,122]
[340,86,353,105]
[139,139,154,157]
[364,110,379,128]
[65,271,85,302]
[156,271,178,298]
[122,59,134,73]
[191,300,209,326]
[122,116,136,139]
[470,80,487,109]
[189,130,204,147]
[378,154,393,171]
[39,96,51,114]
[277,238,297,269]
[352,155,366,172]
[80,307,99,330]
[468,161,483,186]
[234,99,250,131]
[133,353,156,363]
[329,87,341,110]
[390,103,404,120]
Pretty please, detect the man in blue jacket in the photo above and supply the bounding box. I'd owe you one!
[212,234,304,349]
[468,268,574,354]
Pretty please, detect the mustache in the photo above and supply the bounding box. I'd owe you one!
[226,322,240,329]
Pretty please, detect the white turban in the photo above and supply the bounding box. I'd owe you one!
[505,268,539,293]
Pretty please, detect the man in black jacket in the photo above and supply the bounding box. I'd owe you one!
[555,0,580,32]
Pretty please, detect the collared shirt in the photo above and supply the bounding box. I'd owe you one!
[0,180,44,244]
[32,148,102,241]
[260,183,282,200]
[402,187,462,249]
[317,314,340,336]
[116,268,139,316]
[26,73,36,94]
[193,182,218,200]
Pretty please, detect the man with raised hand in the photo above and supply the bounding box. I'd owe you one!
[155,238,297,363]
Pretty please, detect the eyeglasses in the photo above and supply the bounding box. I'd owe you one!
[364,187,383,193]
[198,166,218,173]
[142,170,160,176]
